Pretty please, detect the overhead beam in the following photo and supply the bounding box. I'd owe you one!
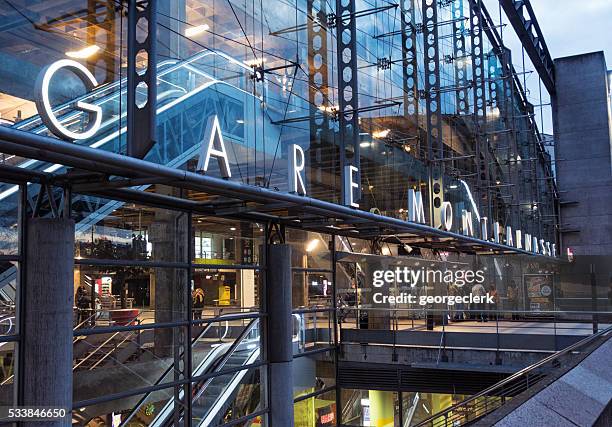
[499,0,555,94]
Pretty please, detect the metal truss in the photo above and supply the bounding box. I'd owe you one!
[499,0,555,94]
[335,0,361,204]
[400,0,419,120]
[422,0,444,227]
[469,0,492,220]
[452,0,470,116]
[308,0,334,192]
[127,0,157,159]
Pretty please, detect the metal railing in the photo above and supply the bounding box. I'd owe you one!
[338,307,612,354]
[413,324,612,427]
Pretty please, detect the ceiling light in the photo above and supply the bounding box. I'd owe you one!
[317,105,338,114]
[372,129,391,139]
[244,57,267,67]
[185,24,210,37]
[66,45,100,59]
[306,238,320,253]
[230,227,236,231]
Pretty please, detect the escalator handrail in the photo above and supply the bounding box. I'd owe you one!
[120,316,241,426]
[152,318,260,427]
[196,347,261,427]
[203,318,259,380]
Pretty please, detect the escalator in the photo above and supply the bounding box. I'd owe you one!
[0,47,280,300]
[145,318,261,427]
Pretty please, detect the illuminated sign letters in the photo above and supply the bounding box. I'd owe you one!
[197,115,231,178]
[461,210,474,237]
[35,59,102,141]
[343,165,360,208]
[440,201,453,231]
[408,189,426,224]
[288,144,306,195]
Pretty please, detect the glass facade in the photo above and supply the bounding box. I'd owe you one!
[0,0,557,244]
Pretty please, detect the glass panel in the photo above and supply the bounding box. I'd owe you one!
[74,198,188,263]
[0,341,16,406]
[192,217,263,266]
[0,182,18,256]
[293,359,336,398]
[73,326,187,405]
[293,272,333,310]
[294,389,337,427]
[73,387,181,426]
[193,268,261,312]
[193,366,263,426]
[73,265,188,328]
[191,316,260,376]
[0,261,17,336]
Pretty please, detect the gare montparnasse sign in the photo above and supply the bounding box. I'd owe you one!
[35,59,557,258]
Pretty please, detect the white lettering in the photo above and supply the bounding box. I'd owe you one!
[343,165,359,208]
[480,217,488,240]
[35,59,102,140]
[440,201,453,231]
[198,116,232,178]
[494,222,501,243]
[506,225,513,247]
[462,210,474,237]
[288,144,306,195]
[524,234,532,252]
[408,189,426,223]
[515,229,523,249]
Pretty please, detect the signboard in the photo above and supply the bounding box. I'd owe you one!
[523,274,554,312]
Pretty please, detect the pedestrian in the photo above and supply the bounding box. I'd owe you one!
[471,282,486,322]
[507,280,519,320]
[75,285,90,326]
[192,288,205,320]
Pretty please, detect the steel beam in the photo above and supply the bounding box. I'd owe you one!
[336,0,361,204]
[499,0,555,94]
[127,0,157,158]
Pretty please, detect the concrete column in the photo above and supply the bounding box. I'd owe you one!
[150,201,187,357]
[23,218,74,426]
[553,51,612,256]
[266,244,294,426]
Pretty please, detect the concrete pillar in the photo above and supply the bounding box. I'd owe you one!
[553,52,612,256]
[23,218,74,426]
[266,244,294,426]
[150,200,187,357]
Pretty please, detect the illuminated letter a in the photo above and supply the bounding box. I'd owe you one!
[198,115,232,178]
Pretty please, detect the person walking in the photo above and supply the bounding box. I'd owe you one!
[192,288,205,320]
[75,285,90,326]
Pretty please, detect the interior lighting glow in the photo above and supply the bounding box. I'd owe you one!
[66,45,100,59]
